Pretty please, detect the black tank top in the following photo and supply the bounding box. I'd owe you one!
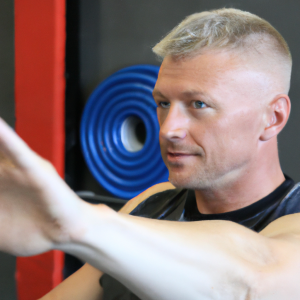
[100,177,298,300]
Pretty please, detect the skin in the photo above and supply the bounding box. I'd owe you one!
[0,129,298,300]
[0,50,296,300]
[37,181,175,300]
[153,51,290,213]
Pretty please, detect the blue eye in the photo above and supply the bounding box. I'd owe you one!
[160,102,170,108]
[193,101,207,109]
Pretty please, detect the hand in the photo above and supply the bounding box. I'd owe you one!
[0,118,84,256]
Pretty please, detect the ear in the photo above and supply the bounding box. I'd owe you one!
[260,94,291,141]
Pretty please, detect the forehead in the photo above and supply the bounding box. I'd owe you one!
[154,52,272,105]
[155,51,238,91]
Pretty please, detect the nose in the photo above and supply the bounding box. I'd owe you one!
[159,104,187,141]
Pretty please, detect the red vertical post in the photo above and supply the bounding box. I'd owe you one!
[14,0,66,299]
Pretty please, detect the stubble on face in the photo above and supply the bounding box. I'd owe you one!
[155,50,278,191]
[164,148,248,191]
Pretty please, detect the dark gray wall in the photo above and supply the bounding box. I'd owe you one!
[79,0,300,195]
[0,0,14,127]
[0,0,16,299]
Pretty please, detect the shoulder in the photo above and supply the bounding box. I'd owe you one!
[119,182,176,214]
[260,212,300,239]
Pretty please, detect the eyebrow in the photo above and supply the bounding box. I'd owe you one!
[182,90,209,98]
[152,90,166,98]
[152,89,211,99]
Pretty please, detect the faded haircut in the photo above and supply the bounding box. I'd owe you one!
[152,8,292,66]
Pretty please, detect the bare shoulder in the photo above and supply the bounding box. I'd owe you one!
[260,213,300,239]
[119,182,176,214]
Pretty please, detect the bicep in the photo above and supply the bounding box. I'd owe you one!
[119,182,175,214]
[39,263,103,300]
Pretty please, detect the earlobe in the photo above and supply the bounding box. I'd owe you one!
[260,94,291,141]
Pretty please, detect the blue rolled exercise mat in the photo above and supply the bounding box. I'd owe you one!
[80,65,169,199]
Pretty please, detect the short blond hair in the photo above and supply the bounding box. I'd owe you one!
[153,8,291,65]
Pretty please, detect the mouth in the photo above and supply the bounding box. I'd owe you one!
[167,151,197,162]
[168,151,192,156]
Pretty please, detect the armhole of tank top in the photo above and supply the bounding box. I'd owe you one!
[119,182,176,214]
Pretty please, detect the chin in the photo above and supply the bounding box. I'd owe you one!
[168,170,216,190]
[169,174,200,189]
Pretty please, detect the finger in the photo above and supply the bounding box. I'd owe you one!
[0,118,37,169]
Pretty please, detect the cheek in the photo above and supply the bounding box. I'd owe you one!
[232,109,262,140]
[157,111,166,146]
[218,110,262,158]
[156,109,167,127]
[193,110,262,158]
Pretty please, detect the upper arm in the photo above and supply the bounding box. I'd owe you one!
[253,213,300,298]
[39,263,103,300]
[260,213,300,237]
[119,181,175,214]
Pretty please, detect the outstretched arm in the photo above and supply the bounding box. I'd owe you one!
[39,182,176,300]
[58,205,300,300]
[0,118,299,300]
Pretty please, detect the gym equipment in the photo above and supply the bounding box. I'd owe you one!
[15,0,66,298]
[80,65,169,199]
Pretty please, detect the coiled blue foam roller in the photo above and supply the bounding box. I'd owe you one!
[80,65,169,199]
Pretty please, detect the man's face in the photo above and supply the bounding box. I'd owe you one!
[153,51,271,190]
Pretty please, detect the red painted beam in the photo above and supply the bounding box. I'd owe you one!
[14,0,66,299]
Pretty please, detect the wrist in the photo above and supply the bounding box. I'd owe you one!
[55,200,117,252]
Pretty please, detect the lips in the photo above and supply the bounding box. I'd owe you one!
[168,152,192,157]
[167,151,196,162]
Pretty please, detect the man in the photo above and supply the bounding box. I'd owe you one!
[0,7,300,300]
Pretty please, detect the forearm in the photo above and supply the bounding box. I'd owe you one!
[1,117,299,299]
[56,203,272,300]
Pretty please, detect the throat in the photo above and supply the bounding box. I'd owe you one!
[194,189,246,214]
[194,174,286,215]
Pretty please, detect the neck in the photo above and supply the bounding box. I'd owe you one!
[194,147,285,214]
